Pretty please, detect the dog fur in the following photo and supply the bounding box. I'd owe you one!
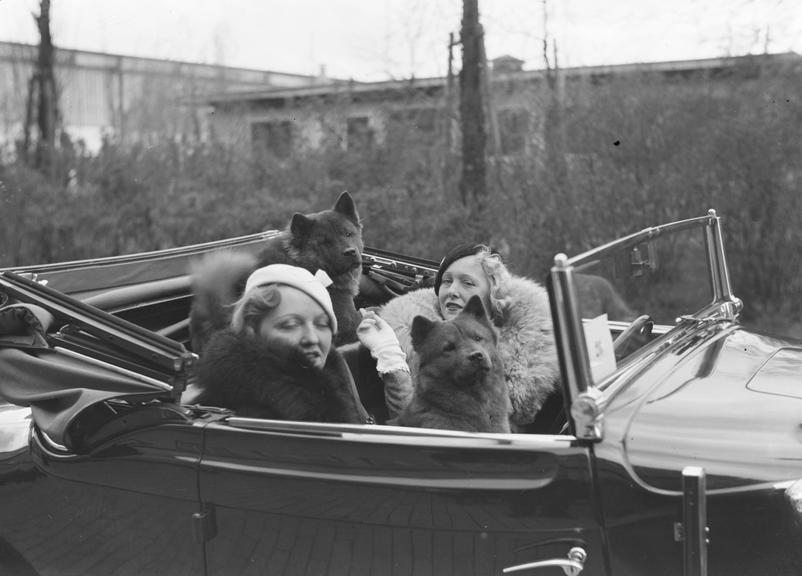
[393,296,511,433]
[189,191,364,353]
[378,274,560,427]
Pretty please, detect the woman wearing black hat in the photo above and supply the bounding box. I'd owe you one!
[377,243,561,431]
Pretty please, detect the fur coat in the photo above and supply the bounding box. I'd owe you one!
[194,328,372,423]
[378,275,561,427]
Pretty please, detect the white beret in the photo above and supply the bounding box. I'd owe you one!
[244,264,337,333]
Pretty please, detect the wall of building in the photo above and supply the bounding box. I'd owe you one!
[0,41,325,152]
[204,52,801,164]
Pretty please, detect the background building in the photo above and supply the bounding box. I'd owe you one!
[201,52,801,160]
[0,40,330,151]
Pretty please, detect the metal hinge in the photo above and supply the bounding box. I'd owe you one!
[673,467,709,576]
[192,508,217,544]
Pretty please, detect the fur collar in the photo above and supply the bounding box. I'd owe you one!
[195,329,370,423]
[379,275,560,426]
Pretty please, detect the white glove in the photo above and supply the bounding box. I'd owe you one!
[357,310,409,374]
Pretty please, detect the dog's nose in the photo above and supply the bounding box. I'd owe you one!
[343,247,358,257]
[468,351,486,363]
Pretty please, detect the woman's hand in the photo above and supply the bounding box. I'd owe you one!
[357,310,409,374]
[357,310,398,350]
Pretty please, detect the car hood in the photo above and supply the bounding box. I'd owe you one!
[608,324,802,492]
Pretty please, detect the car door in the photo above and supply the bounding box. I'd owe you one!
[199,419,606,576]
[0,418,205,576]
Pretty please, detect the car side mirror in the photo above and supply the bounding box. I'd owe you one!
[616,241,657,278]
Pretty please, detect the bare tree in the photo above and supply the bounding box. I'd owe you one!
[541,0,567,181]
[23,0,60,173]
[458,0,487,219]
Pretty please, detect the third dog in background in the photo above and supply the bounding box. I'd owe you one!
[189,191,364,353]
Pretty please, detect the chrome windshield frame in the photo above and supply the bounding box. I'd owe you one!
[548,209,738,441]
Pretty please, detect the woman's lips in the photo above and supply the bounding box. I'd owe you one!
[445,302,463,314]
[304,350,322,363]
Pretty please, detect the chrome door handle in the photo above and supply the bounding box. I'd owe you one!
[503,546,587,576]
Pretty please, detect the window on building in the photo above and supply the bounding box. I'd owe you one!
[387,107,439,147]
[251,120,294,158]
[346,116,374,152]
[497,108,529,155]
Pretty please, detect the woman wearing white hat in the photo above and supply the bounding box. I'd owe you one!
[194,263,404,423]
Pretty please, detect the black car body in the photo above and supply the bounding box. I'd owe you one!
[0,211,800,576]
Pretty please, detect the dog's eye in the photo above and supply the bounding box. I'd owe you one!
[443,342,456,352]
[473,335,483,342]
[344,231,352,238]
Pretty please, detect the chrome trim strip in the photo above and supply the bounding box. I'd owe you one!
[225,416,579,447]
[198,459,553,490]
[4,230,281,274]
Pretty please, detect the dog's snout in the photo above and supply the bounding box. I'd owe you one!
[468,351,485,363]
[343,247,358,257]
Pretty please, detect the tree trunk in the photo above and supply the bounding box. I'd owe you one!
[27,0,59,173]
[458,0,487,220]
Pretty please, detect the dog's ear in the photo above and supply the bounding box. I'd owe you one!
[411,315,436,348]
[462,295,489,322]
[333,191,359,225]
[290,213,314,239]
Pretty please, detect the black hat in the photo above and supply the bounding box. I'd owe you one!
[434,243,486,295]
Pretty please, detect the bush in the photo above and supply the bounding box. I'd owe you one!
[1,62,799,337]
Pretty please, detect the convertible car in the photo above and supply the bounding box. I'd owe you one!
[0,209,800,576]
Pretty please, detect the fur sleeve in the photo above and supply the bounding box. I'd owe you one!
[497,276,561,426]
[380,369,415,420]
[323,349,373,423]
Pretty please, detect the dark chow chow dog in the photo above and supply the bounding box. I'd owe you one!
[393,295,511,433]
[189,191,363,353]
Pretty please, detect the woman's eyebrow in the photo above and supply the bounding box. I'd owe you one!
[274,314,302,321]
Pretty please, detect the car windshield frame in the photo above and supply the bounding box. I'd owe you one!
[548,209,742,441]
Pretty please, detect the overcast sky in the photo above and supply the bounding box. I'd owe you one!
[0,0,799,80]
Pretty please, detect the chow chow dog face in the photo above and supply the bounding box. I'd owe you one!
[400,295,510,433]
[411,295,498,387]
[189,191,365,352]
[286,191,363,282]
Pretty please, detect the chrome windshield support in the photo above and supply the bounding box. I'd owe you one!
[550,254,601,441]
[705,209,742,320]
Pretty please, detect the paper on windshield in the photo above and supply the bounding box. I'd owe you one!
[583,314,617,381]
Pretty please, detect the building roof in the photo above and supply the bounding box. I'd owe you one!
[201,51,801,106]
[0,40,330,90]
